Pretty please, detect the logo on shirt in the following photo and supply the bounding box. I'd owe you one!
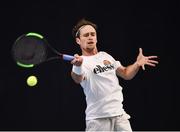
[93,60,115,74]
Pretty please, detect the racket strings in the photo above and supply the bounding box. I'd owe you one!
[12,35,47,65]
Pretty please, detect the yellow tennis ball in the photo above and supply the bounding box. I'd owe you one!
[27,75,37,87]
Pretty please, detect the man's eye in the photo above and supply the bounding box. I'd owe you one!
[91,33,95,36]
[83,33,89,37]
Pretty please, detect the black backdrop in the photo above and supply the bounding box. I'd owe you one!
[0,0,179,131]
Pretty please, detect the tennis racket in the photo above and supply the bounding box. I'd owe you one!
[11,32,74,68]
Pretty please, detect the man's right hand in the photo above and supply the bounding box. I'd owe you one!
[71,54,83,66]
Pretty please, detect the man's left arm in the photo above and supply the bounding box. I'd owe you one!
[116,48,159,80]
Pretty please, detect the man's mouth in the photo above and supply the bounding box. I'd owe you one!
[87,42,94,44]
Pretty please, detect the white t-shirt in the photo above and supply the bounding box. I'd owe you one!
[73,51,126,120]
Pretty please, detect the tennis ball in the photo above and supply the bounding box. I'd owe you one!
[27,75,38,87]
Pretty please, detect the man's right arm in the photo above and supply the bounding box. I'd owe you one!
[71,71,84,84]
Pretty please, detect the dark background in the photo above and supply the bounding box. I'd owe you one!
[0,0,179,131]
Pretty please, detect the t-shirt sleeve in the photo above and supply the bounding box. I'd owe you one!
[114,60,122,70]
[102,51,123,70]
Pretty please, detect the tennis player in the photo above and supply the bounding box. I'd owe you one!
[71,18,158,131]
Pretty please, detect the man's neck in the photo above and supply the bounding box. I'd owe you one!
[82,48,98,56]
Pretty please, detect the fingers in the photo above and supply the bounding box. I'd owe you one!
[146,56,159,67]
[142,63,156,70]
[139,48,143,55]
[146,62,156,67]
[147,56,158,59]
[71,54,80,63]
[74,54,79,58]
[71,54,83,66]
[142,65,145,70]
[71,58,79,64]
[147,60,159,64]
[145,59,158,68]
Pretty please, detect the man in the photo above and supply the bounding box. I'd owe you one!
[70,18,158,131]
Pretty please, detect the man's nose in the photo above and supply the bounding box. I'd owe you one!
[88,35,93,39]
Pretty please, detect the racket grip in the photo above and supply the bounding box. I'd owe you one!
[62,54,74,61]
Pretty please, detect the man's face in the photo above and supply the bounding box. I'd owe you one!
[76,25,97,52]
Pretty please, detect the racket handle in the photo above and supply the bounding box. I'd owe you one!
[62,54,74,61]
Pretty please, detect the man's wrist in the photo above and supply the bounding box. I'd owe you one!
[72,65,84,75]
[135,61,141,68]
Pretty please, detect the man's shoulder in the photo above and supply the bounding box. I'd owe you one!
[99,51,111,56]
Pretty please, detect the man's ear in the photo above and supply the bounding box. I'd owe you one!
[76,38,81,45]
